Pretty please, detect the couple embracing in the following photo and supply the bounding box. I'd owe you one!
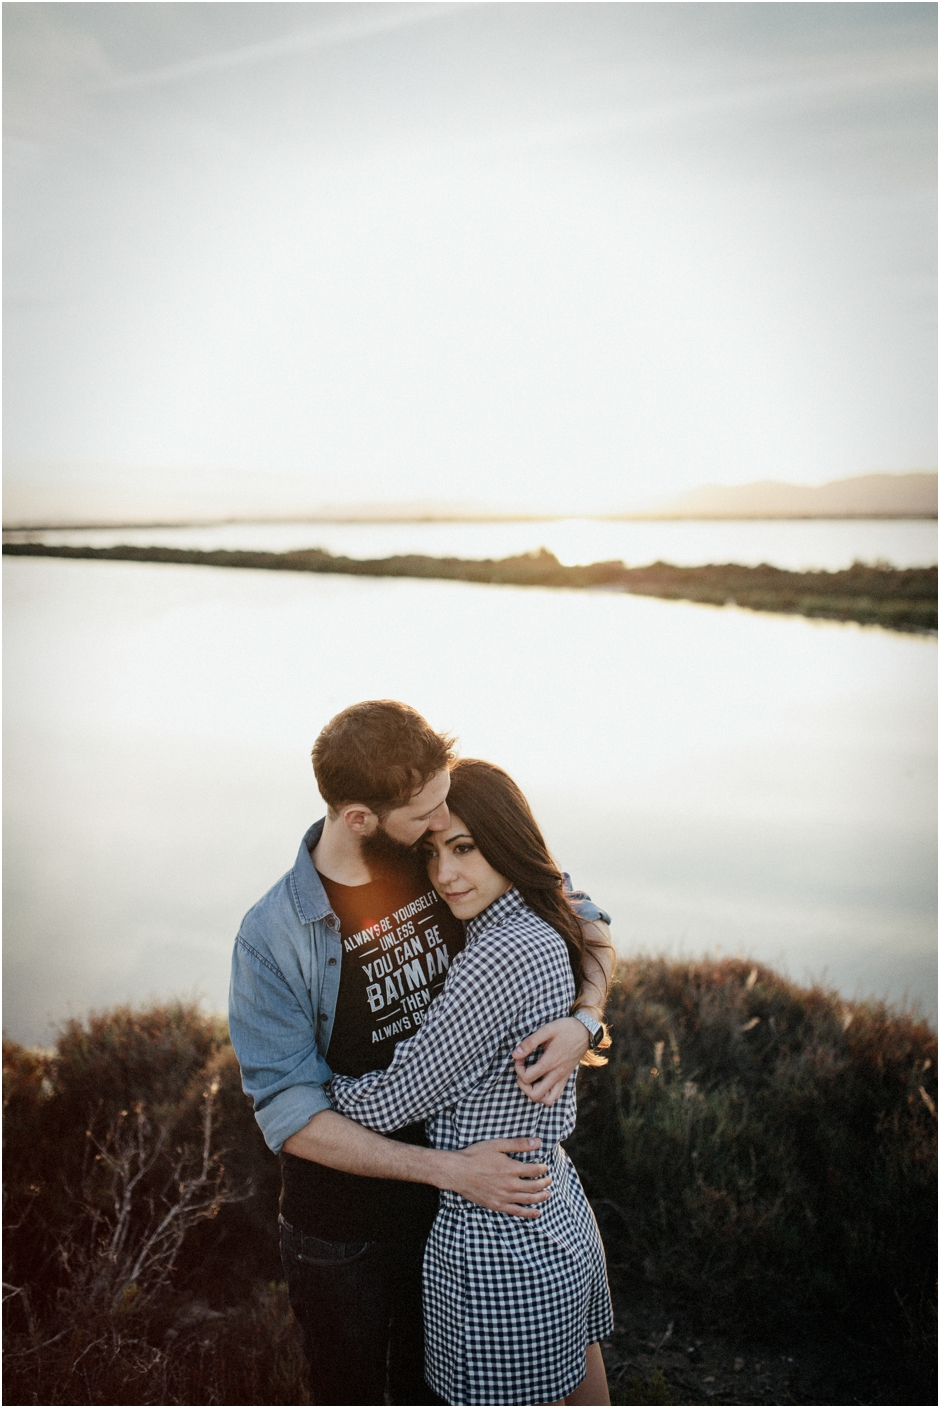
[229,701,616,1406]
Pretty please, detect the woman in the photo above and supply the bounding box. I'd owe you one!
[330,758,614,1407]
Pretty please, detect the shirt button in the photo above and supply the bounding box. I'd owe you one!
[319,1012,328,1022]
[328,957,337,965]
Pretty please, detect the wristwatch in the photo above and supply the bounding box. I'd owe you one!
[572,1009,605,1051]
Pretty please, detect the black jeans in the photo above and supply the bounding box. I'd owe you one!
[279,1217,445,1406]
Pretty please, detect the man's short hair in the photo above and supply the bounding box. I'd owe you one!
[312,700,456,817]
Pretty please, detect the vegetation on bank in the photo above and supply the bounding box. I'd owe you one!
[3,962,936,1405]
[569,959,937,1403]
[4,541,936,632]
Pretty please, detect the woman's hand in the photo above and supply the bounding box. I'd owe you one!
[512,1018,590,1106]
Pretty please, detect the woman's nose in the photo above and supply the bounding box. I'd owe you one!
[435,850,457,881]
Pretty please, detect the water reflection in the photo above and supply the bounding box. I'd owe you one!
[3,556,936,1045]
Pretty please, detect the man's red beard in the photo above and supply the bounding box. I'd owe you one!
[360,822,425,874]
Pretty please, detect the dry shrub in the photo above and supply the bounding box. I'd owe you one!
[3,1004,292,1405]
[57,1061,238,1314]
[4,1281,309,1406]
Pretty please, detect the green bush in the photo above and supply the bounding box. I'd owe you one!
[567,958,937,1378]
[3,968,936,1404]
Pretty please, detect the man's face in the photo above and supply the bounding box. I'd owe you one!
[380,768,451,847]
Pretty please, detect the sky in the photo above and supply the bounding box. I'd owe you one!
[3,2,937,523]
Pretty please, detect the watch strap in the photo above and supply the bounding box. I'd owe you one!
[572,1008,604,1050]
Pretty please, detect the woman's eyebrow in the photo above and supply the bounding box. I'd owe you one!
[445,833,473,845]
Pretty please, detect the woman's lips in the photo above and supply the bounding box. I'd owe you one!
[443,889,471,902]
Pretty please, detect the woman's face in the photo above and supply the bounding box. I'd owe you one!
[423,813,511,921]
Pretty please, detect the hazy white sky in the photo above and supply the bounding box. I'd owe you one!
[4,2,937,521]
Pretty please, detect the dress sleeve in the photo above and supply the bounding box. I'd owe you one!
[329,932,532,1132]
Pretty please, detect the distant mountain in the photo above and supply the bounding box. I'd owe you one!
[639,473,937,519]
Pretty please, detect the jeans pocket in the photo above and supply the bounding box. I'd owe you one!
[281,1222,372,1266]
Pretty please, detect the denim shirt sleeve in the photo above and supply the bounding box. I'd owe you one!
[228,935,334,1155]
[562,872,611,926]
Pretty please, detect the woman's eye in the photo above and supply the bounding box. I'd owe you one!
[454,843,475,855]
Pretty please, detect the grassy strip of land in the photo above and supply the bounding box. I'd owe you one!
[4,964,936,1405]
[4,541,936,632]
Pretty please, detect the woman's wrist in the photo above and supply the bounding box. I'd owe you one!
[571,1009,609,1056]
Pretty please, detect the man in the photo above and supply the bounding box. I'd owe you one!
[229,701,612,1405]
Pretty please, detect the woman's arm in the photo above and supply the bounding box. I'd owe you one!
[330,934,554,1133]
[575,918,616,1020]
[512,918,615,1106]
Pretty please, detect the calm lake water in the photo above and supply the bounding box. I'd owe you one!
[3,554,936,1047]
[3,517,937,572]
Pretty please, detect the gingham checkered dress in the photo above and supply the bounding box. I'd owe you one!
[330,887,613,1406]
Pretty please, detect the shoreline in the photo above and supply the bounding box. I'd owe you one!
[4,541,937,633]
[4,512,938,532]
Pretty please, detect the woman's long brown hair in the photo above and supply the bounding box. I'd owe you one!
[442,758,611,1051]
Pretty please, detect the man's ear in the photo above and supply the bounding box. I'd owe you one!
[340,804,377,835]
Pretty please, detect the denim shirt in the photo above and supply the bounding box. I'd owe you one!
[228,819,611,1155]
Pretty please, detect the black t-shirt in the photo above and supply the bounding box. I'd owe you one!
[279,857,466,1241]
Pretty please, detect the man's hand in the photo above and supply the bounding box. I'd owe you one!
[512,1017,591,1107]
[281,1111,549,1216]
[437,1137,551,1218]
